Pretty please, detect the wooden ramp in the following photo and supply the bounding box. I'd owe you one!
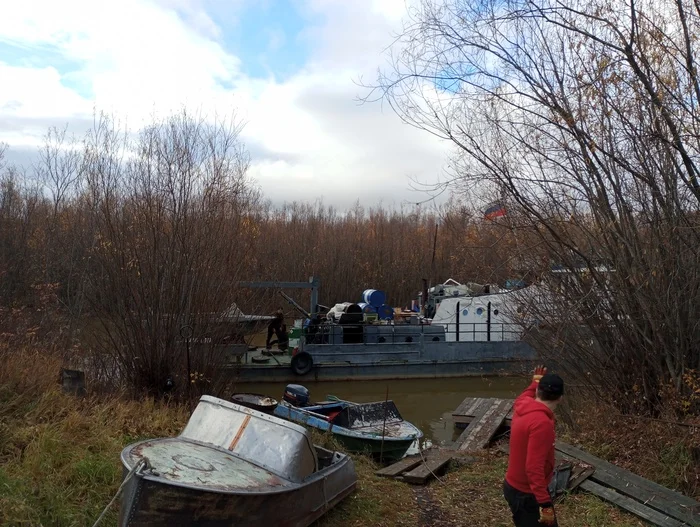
[556,442,700,527]
[374,449,454,485]
[375,455,423,479]
[453,398,513,452]
[403,453,453,484]
[453,397,514,427]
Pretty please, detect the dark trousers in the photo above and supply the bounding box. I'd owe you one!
[503,480,559,527]
[266,329,289,349]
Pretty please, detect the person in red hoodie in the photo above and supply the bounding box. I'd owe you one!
[504,365,564,526]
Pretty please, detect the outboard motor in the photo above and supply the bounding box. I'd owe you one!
[283,384,310,406]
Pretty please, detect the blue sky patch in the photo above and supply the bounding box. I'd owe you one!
[0,40,92,98]
[433,63,478,94]
[218,0,314,80]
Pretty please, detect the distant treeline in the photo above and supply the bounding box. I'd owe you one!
[243,201,525,311]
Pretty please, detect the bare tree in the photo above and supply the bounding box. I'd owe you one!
[82,111,260,397]
[371,0,700,414]
[34,127,88,316]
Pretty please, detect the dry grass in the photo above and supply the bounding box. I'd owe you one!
[0,346,190,526]
[559,402,700,498]
[311,430,419,527]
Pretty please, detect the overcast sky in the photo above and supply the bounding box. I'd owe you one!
[0,0,452,209]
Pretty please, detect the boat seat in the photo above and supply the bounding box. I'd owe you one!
[326,410,342,422]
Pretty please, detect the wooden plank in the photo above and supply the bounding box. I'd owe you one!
[453,397,478,416]
[556,442,700,526]
[453,397,514,426]
[456,399,514,452]
[567,465,595,492]
[375,455,423,478]
[556,442,698,507]
[454,412,514,426]
[581,480,688,527]
[402,454,453,485]
[453,397,485,418]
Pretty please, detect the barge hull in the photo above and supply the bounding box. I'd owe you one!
[229,357,535,383]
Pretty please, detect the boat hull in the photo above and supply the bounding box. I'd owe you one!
[119,449,356,527]
[329,434,415,462]
[231,355,536,383]
[273,403,422,463]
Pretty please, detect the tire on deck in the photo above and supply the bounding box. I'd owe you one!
[291,353,313,376]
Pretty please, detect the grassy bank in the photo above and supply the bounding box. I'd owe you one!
[0,350,696,526]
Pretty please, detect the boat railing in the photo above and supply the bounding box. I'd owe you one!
[440,322,523,342]
[300,321,522,344]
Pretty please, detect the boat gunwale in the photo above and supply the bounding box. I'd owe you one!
[120,437,355,496]
[275,403,423,442]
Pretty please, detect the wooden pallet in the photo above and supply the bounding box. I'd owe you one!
[454,398,513,452]
[374,450,454,485]
[453,397,514,426]
[556,442,700,527]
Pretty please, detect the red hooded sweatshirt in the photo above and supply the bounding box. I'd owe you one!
[505,381,556,505]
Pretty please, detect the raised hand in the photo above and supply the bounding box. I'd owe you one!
[533,365,547,383]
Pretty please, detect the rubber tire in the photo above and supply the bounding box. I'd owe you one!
[291,353,313,376]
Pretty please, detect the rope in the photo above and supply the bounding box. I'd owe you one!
[92,458,148,527]
[322,475,329,511]
[418,446,445,485]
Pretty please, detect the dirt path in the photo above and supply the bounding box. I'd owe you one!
[412,485,462,527]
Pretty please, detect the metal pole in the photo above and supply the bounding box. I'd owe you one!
[309,276,319,316]
[430,223,438,285]
[379,385,389,463]
[278,290,310,318]
[456,301,460,342]
[180,325,193,400]
[487,302,492,341]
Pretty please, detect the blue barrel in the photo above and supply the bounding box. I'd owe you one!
[362,289,386,308]
[358,302,377,314]
[377,304,395,320]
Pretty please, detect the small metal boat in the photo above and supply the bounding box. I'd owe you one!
[231,392,278,414]
[273,385,423,463]
[119,395,356,526]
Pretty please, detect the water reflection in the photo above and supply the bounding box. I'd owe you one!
[239,376,524,447]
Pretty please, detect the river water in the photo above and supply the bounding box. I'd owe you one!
[241,376,524,447]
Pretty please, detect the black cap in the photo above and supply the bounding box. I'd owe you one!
[539,374,564,397]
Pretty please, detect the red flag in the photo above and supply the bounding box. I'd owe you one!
[484,203,506,220]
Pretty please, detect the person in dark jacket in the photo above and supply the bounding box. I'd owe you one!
[504,365,564,526]
[266,309,288,350]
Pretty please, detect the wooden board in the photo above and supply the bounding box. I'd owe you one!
[556,442,700,526]
[403,454,452,485]
[455,399,514,452]
[453,397,484,416]
[375,455,423,479]
[453,397,514,426]
[567,465,595,492]
[581,480,688,527]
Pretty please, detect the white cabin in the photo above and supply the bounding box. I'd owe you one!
[431,290,525,342]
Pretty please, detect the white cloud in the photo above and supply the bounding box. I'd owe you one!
[0,0,450,207]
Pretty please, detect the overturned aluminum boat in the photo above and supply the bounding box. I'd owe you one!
[119,395,356,526]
